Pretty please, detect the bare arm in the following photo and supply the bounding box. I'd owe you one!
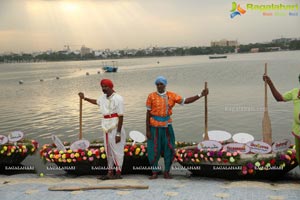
[146,110,151,139]
[84,97,97,105]
[263,75,284,102]
[78,92,97,105]
[115,115,123,143]
[184,88,209,104]
[117,116,123,133]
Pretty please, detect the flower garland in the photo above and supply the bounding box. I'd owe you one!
[40,144,105,163]
[175,148,241,164]
[40,143,148,164]
[40,140,298,177]
[175,141,197,148]
[40,140,197,164]
[40,140,231,163]
[175,145,298,176]
[124,144,147,158]
[240,146,297,175]
[0,139,39,163]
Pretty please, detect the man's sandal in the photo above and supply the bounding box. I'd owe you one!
[163,172,173,179]
[98,174,114,180]
[149,172,158,180]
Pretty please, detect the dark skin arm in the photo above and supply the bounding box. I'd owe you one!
[262,75,284,102]
[115,116,123,143]
[184,88,209,104]
[146,110,151,139]
[263,75,300,121]
[78,92,97,105]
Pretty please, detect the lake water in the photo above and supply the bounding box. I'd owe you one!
[0,51,300,173]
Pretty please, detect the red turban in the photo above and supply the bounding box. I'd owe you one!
[100,79,114,89]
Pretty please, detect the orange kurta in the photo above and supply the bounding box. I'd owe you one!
[146,91,184,127]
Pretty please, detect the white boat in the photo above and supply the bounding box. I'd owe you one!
[209,55,227,59]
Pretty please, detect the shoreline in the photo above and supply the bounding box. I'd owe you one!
[0,50,298,65]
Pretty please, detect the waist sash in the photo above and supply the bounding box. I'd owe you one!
[104,113,119,119]
[152,115,170,122]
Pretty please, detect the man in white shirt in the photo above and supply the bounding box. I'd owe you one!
[79,79,126,179]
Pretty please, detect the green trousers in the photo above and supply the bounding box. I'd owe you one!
[295,136,300,166]
[147,125,175,172]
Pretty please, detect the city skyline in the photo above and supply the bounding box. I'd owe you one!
[0,0,299,53]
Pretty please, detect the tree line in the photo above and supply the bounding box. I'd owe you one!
[1,39,300,63]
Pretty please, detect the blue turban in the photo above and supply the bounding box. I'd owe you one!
[155,76,167,85]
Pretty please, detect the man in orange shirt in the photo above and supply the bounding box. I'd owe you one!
[146,76,208,179]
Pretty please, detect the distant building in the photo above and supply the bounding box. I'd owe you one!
[58,50,71,55]
[250,48,259,53]
[73,50,81,55]
[266,47,281,51]
[272,38,294,44]
[211,39,239,47]
[80,46,91,56]
[45,50,53,55]
[32,51,44,57]
[125,49,138,56]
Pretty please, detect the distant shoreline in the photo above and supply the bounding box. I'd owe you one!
[1,49,299,65]
[1,38,300,64]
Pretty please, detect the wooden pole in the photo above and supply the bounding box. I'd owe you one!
[48,185,149,191]
[79,96,83,140]
[203,82,209,141]
[262,63,272,145]
[265,63,268,111]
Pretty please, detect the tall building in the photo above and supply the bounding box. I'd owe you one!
[211,39,239,47]
[272,37,294,44]
[80,45,91,56]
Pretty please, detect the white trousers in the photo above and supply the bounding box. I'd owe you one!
[103,128,126,172]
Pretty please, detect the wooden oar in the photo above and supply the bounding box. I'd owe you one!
[203,82,209,141]
[79,96,83,139]
[48,185,149,191]
[262,63,272,145]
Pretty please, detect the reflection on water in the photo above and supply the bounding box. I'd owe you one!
[0,51,299,147]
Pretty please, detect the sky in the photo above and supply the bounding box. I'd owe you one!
[0,0,299,53]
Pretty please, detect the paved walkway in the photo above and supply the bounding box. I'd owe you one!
[1,172,300,200]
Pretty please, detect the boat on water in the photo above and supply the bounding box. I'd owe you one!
[39,138,298,178]
[209,55,227,59]
[40,140,152,175]
[0,131,38,174]
[175,138,298,179]
[102,66,118,73]
[102,61,118,73]
[0,132,39,166]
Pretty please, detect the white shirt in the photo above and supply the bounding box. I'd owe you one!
[97,93,124,132]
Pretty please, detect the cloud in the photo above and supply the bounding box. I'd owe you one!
[0,0,299,53]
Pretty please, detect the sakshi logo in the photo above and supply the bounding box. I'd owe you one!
[230,2,246,18]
